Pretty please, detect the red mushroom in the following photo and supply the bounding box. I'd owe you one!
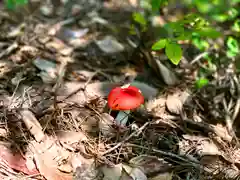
[108,84,144,126]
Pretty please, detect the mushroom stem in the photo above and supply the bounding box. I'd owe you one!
[115,110,130,126]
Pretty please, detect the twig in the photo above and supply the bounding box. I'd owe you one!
[190,51,209,65]
[62,70,100,101]
[223,96,240,146]
[232,75,240,122]
[126,143,200,165]
[0,42,18,59]
[8,77,26,108]
[100,122,150,156]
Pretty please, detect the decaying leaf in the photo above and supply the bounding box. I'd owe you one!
[181,135,221,157]
[122,164,147,180]
[95,36,125,54]
[98,113,115,137]
[166,95,183,115]
[129,155,171,176]
[0,143,38,175]
[149,172,173,180]
[71,154,100,180]
[101,164,124,180]
[31,137,72,180]
[211,124,232,142]
[166,90,190,115]
[155,60,178,86]
[56,130,88,144]
[19,109,45,142]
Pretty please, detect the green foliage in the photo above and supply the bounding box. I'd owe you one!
[165,42,182,65]
[195,78,209,89]
[226,36,239,57]
[150,0,168,11]
[152,39,167,50]
[4,0,28,10]
[132,12,147,26]
[192,34,209,51]
[132,0,239,65]
[232,19,240,32]
[132,12,147,32]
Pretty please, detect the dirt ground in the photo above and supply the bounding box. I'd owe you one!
[0,0,240,179]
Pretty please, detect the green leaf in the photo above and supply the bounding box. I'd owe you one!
[232,19,240,32]
[211,14,228,22]
[151,0,162,11]
[194,28,221,38]
[192,37,209,51]
[175,30,192,41]
[195,78,209,89]
[165,42,182,65]
[5,0,28,10]
[228,8,239,19]
[152,39,167,50]
[227,50,238,57]
[227,36,239,53]
[132,12,147,26]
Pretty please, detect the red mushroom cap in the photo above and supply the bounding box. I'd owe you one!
[108,85,144,111]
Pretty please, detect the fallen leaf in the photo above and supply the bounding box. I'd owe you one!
[0,143,38,175]
[129,155,171,176]
[149,172,173,180]
[56,130,88,144]
[98,113,115,137]
[155,60,178,86]
[166,95,183,115]
[211,124,232,142]
[19,109,45,142]
[101,164,123,180]
[71,154,100,180]
[122,164,147,180]
[95,36,124,54]
[182,135,221,157]
[31,137,72,180]
[166,90,190,115]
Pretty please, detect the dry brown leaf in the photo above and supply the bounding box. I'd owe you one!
[122,164,147,180]
[129,155,171,176]
[80,115,99,134]
[155,60,178,86]
[101,164,123,180]
[98,113,115,137]
[211,124,232,142]
[19,109,45,142]
[181,135,221,157]
[149,172,173,180]
[31,137,72,180]
[71,154,100,180]
[166,95,183,115]
[0,143,38,175]
[145,97,166,116]
[166,90,190,115]
[56,130,88,144]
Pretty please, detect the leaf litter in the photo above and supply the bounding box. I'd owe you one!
[0,0,240,180]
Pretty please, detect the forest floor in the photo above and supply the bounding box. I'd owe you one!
[0,0,239,179]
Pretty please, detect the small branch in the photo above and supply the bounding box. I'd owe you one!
[101,122,150,156]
